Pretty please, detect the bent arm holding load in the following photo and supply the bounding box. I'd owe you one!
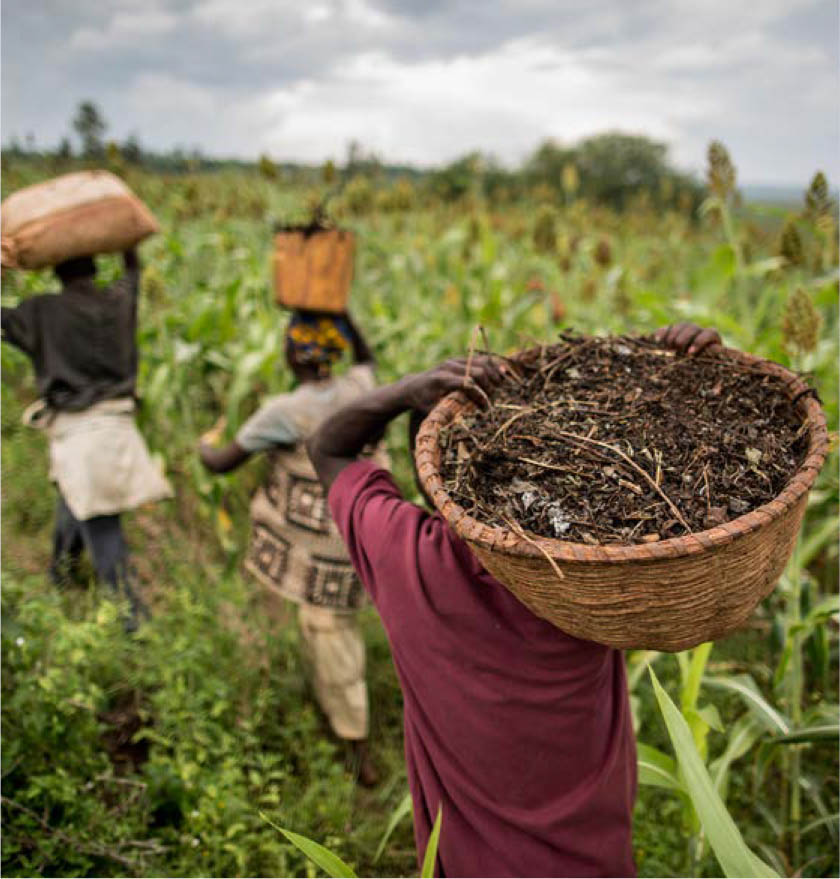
[345,310,375,367]
[307,323,722,492]
[308,356,504,491]
[1,297,39,356]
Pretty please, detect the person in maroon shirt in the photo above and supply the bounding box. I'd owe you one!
[306,323,721,878]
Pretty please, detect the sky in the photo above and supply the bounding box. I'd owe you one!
[2,0,838,185]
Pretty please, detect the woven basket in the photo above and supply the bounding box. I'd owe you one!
[272,227,355,313]
[415,346,829,652]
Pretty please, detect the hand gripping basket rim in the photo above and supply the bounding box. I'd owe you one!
[414,344,829,650]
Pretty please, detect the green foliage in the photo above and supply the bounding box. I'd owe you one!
[343,175,375,216]
[267,803,442,879]
[421,807,442,878]
[374,792,413,862]
[575,133,667,209]
[122,134,142,165]
[804,171,831,219]
[258,154,278,180]
[429,153,483,203]
[377,179,416,213]
[649,670,781,878]
[707,141,737,200]
[781,286,822,357]
[525,134,702,210]
[593,236,612,267]
[778,218,804,266]
[265,815,359,878]
[2,151,837,878]
[72,101,106,158]
[634,529,839,876]
[532,205,558,253]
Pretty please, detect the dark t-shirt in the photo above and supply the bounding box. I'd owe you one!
[329,461,637,878]
[1,271,139,411]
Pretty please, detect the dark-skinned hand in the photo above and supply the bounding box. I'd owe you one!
[654,322,722,356]
[399,355,506,414]
[398,327,720,419]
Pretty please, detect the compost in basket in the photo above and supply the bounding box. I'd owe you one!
[273,216,334,236]
[439,333,811,546]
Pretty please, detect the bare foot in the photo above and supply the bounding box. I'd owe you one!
[349,739,379,788]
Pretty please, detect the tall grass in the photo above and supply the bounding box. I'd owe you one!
[1,151,837,877]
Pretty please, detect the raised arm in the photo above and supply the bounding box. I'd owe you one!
[123,247,139,273]
[344,311,375,366]
[308,324,721,492]
[122,248,140,302]
[1,299,38,356]
[307,356,504,491]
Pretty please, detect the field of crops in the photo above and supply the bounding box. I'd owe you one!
[1,151,838,878]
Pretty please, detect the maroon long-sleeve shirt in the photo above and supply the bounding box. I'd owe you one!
[329,461,637,878]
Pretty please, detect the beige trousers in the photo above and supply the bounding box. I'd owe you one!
[297,604,368,741]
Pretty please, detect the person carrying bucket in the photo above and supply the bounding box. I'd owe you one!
[199,309,382,787]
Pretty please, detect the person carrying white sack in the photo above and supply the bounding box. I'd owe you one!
[1,248,172,631]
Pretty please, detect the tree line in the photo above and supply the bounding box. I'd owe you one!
[5,101,704,211]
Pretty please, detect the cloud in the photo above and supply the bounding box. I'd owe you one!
[70,6,178,50]
[191,0,306,37]
[125,72,216,115]
[256,39,714,166]
[118,73,275,154]
[190,0,395,45]
[1,0,837,183]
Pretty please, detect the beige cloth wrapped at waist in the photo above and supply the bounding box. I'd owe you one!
[23,397,173,520]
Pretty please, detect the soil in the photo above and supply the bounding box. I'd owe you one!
[439,333,811,545]
[99,690,149,773]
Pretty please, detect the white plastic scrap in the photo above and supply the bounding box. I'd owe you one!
[745,447,762,466]
[547,502,571,536]
[510,478,540,511]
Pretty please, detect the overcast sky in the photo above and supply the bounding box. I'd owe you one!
[2,0,838,184]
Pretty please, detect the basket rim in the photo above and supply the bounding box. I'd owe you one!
[273,225,354,238]
[414,343,830,565]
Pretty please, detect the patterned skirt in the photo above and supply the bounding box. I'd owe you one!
[244,445,364,612]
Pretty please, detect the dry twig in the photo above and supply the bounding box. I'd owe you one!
[501,515,565,580]
[555,430,692,532]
